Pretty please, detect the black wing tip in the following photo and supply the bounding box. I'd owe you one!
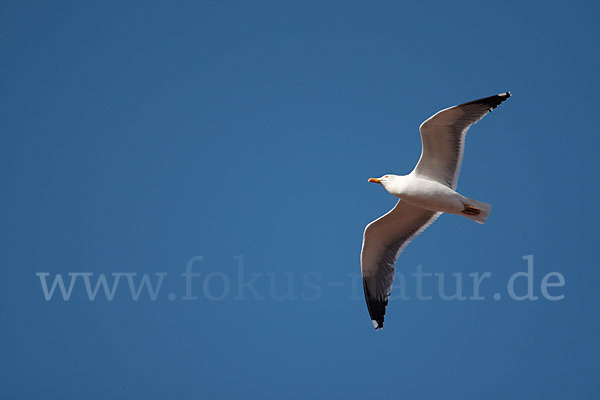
[490,91,511,110]
[363,278,388,331]
[369,309,386,331]
[459,91,512,111]
[488,91,511,111]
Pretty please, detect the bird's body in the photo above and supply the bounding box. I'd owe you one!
[361,92,511,330]
[380,174,472,215]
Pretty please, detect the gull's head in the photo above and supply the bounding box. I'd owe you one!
[368,174,396,187]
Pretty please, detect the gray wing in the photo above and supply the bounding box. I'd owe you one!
[413,92,511,189]
[360,200,441,330]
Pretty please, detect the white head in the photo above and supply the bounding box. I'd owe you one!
[368,174,399,190]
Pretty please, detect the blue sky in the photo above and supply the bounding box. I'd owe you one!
[1,1,599,399]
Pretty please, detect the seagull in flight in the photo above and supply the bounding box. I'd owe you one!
[361,92,511,330]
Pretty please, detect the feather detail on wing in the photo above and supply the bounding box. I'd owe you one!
[361,201,441,330]
[414,92,511,189]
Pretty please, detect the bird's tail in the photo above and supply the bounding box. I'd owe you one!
[461,198,491,224]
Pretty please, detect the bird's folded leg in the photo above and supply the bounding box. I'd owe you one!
[462,205,481,215]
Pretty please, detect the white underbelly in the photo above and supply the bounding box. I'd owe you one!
[395,178,464,213]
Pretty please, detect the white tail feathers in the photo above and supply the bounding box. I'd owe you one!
[461,198,492,224]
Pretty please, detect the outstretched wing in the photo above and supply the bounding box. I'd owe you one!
[361,201,441,330]
[413,92,511,189]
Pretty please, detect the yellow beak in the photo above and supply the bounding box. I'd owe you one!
[368,178,382,183]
